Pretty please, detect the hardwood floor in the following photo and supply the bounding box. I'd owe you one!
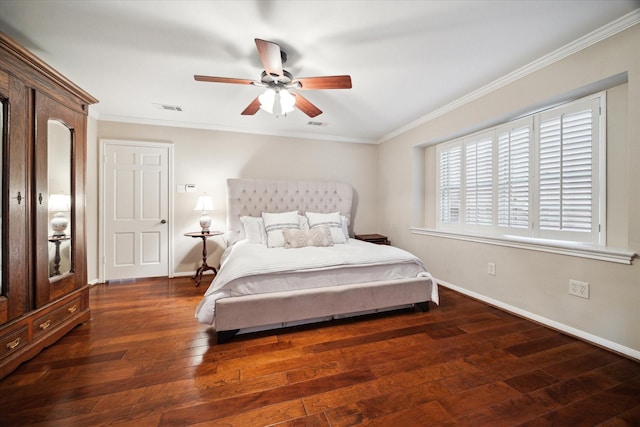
[0,277,639,426]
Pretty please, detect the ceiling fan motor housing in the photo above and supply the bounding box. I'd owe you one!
[261,70,293,85]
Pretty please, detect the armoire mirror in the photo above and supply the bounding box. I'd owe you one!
[47,119,72,278]
[0,100,4,293]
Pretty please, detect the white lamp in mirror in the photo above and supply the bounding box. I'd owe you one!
[193,194,214,233]
[49,194,70,236]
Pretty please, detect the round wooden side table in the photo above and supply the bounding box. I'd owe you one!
[184,231,222,286]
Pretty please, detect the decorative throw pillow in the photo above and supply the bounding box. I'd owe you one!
[305,211,348,244]
[262,211,300,248]
[240,216,266,244]
[283,226,333,248]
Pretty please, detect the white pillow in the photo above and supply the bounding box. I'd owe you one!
[305,211,348,244]
[341,215,350,239]
[298,214,310,231]
[240,216,266,244]
[262,211,300,248]
[283,226,333,248]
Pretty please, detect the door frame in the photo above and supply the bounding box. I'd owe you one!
[98,139,174,283]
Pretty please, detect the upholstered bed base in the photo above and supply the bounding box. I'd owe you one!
[214,277,432,342]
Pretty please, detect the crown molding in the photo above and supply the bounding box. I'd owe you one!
[379,9,640,144]
[96,113,376,145]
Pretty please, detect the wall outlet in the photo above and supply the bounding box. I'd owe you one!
[487,262,496,276]
[569,279,589,299]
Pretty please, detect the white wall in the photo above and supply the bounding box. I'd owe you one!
[88,121,379,280]
[378,24,640,357]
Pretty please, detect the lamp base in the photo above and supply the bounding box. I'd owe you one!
[199,213,211,234]
[51,212,68,236]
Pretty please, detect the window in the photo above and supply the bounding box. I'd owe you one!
[465,133,493,227]
[436,93,604,245]
[497,120,531,232]
[438,143,461,224]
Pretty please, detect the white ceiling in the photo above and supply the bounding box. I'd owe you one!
[0,0,637,144]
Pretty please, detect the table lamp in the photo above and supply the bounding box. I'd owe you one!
[193,194,214,233]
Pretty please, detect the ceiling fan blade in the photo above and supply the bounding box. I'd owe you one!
[294,93,322,118]
[241,97,261,115]
[194,75,255,85]
[255,38,284,80]
[295,75,352,90]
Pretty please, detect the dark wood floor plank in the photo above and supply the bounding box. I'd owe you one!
[202,400,311,427]
[521,377,640,426]
[269,410,331,427]
[0,279,638,426]
[159,368,377,425]
[437,381,522,417]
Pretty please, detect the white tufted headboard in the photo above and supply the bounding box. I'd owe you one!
[226,178,354,245]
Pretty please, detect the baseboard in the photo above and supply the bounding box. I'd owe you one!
[172,271,215,278]
[436,278,640,362]
[172,272,193,278]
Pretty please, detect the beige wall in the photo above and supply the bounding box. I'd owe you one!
[378,24,640,356]
[88,121,379,280]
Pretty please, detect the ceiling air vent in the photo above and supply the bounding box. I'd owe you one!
[156,104,183,112]
[307,121,328,127]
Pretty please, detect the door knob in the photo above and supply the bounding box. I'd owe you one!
[160,219,167,224]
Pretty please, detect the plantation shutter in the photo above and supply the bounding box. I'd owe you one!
[435,93,602,245]
[539,107,594,238]
[498,122,531,230]
[439,144,461,224]
[465,136,493,226]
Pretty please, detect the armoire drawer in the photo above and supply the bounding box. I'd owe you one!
[33,298,82,340]
[1,326,28,360]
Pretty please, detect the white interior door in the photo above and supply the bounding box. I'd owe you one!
[101,141,172,281]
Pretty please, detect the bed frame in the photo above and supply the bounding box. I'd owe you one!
[214,178,435,342]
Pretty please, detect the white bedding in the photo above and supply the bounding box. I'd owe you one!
[195,239,436,325]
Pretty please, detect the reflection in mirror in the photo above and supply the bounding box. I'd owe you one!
[47,120,72,278]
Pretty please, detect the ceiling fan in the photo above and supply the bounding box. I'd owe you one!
[194,38,352,118]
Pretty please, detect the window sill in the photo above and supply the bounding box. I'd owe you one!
[410,227,636,265]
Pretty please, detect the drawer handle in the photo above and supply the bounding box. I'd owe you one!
[6,338,21,350]
[68,305,78,314]
[39,320,52,330]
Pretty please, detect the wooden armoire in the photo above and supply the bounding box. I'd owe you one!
[0,32,98,379]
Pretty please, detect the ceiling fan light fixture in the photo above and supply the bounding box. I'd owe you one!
[195,39,351,118]
[259,87,295,116]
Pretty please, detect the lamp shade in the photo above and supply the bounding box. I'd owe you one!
[48,194,70,212]
[193,195,214,212]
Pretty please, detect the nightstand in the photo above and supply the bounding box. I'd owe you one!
[354,233,390,245]
[184,231,223,286]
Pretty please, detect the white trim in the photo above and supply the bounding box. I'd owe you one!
[411,227,636,265]
[437,278,640,361]
[172,271,216,279]
[380,9,640,143]
[98,139,175,282]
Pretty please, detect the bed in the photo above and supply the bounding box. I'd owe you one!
[195,178,438,342]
